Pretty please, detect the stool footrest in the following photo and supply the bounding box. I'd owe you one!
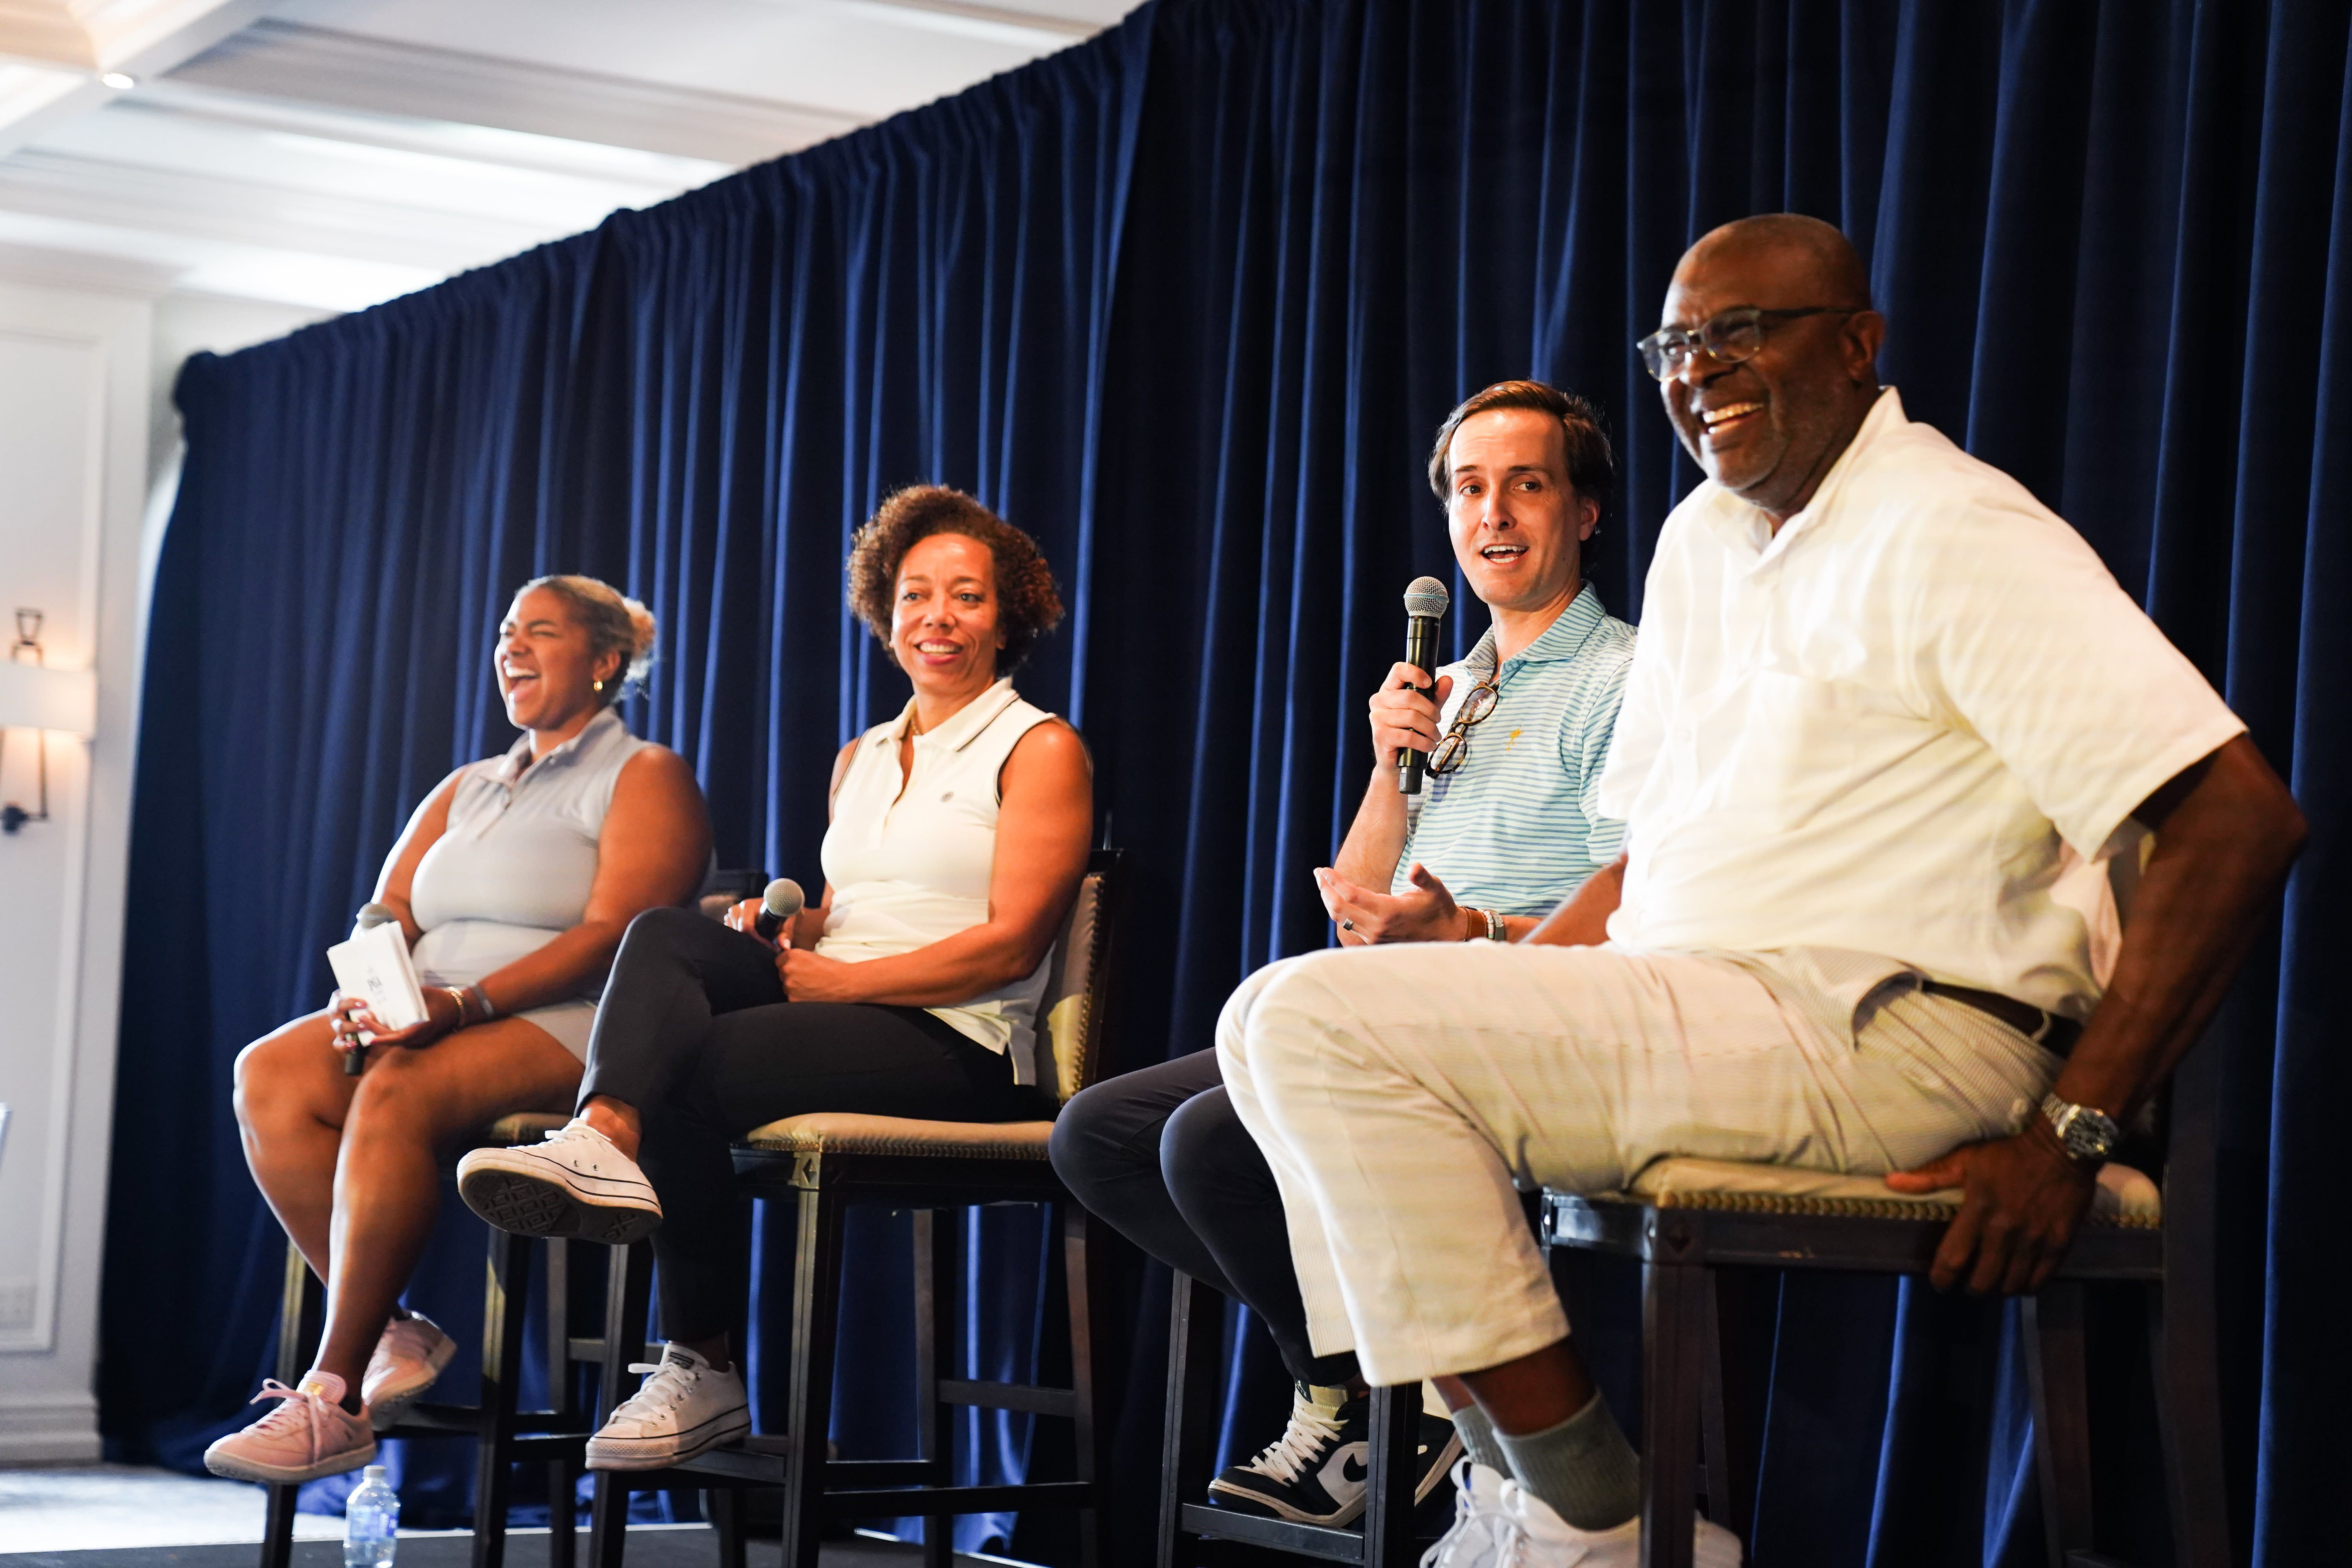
[1178,1501,1369,1563]
[823,1481,1097,1516]
[938,1377,1078,1416]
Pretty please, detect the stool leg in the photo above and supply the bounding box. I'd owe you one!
[1063,1205,1107,1568]
[472,1226,532,1568]
[915,1209,957,1568]
[588,1241,652,1568]
[2152,1272,2232,1566]
[1363,1385,1421,1568]
[1639,1259,1705,1568]
[548,1458,577,1568]
[709,1487,748,1568]
[780,1180,846,1568]
[548,1236,578,1568]
[260,1239,323,1568]
[2025,1283,2094,1566]
[1157,1272,1223,1568]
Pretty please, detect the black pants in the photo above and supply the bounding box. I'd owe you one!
[581,906,1052,1344]
[1048,1048,1357,1387]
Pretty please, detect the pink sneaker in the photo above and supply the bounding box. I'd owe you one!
[363,1312,456,1431]
[203,1372,376,1484]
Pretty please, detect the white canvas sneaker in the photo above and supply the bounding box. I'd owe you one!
[457,1120,662,1243]
[363,1311,456,1431]
[1421,1460,1515,1568]
[584,1344,752,1471]
[1492,1481,1743,1567]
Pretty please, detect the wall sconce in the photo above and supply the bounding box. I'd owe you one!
[0,610,97,835]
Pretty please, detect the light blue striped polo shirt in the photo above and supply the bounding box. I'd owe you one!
[1392,583,1634,918]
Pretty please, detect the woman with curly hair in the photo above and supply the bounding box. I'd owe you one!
[459,485,1093,1469]
[207,575,712,1484]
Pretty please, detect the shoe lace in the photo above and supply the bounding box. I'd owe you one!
[1241,1393,1347,1486]
[245,1379,336,1465]
[543,1121,606,1147]
[616,1359,698,1422]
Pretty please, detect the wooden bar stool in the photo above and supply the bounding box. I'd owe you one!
[259,1111,618,1568]
[584,848,1126,1568]
[1156,1271,1424,1568]
[1540,1027,2227,1568]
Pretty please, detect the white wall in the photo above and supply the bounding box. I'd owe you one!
[0,278,151,1463]
[0,278,330,1464]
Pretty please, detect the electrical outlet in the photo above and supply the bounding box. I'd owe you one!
[0,1283,36,1330]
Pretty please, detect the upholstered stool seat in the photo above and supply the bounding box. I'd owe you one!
[742,1112,1054,1160]
[1623,1156,2162,1227]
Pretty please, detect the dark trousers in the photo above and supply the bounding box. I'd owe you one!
[1048,1048,1357,1387]
[581,906,1052,1343]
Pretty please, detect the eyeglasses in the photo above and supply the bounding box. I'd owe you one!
[1428,678,1502,777]
[1636,306,1860,381]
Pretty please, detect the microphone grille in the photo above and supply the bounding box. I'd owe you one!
[1403,576,1451,618]
[762,878,806,919]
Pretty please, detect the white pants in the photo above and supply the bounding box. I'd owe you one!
[1216,942,2059,1386]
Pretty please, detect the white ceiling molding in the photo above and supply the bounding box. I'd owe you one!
[0,145,564,267]
[0,0,267,71]
[170,18,871,165]
[828,0,1098,50]
[0,0,274,156]
[0,234,175,294]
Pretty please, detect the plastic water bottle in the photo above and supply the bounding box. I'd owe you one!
[345,1465,398,1567]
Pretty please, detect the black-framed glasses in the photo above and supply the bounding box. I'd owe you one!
[1428,677,1501,777]
[1636,306,1860,381]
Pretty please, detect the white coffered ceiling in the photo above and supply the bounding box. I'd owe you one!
[0,0,1138,312]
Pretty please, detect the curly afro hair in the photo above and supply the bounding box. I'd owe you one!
[846,485,1065,673]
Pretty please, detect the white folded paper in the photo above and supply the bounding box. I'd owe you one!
[326,918,428,1033]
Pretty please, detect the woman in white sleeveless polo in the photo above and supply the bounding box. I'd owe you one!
[209,577,711,1486]
[459,488,1094,1473]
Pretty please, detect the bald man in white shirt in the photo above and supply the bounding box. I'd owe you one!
[1213,214,2306,1568]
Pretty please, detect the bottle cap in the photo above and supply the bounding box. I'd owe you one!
[364,1465,388,1480]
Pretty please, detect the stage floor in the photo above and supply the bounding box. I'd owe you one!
[0,1468,1005,1568]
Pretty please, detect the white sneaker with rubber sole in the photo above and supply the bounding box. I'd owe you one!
[1421,1460,1515,1568]
[363,1310,456,1431]
[1490,1480,1743,1567]
[584,1344,751,1471]
[457,1120,662,1243]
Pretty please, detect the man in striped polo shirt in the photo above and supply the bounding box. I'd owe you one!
[1317,381,1635,947]
[1049,381,1634,1532]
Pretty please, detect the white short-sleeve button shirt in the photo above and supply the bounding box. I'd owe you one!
[1597,388,2245,1020]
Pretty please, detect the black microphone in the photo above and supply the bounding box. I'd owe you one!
[1397,576,1451,794]
[343,903,398,1076]
[754,878,806,941]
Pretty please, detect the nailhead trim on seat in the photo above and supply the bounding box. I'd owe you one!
[742,1112,1056,1160]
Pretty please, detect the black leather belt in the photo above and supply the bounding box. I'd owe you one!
[1920,980,2082,1057]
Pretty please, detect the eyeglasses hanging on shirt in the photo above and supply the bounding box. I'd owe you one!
[1428,664,1514,777]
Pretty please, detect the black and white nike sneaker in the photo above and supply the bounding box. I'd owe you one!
[1207,1383,1463,1527]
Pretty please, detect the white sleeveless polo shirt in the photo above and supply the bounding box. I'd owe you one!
[817,678,1058,1085]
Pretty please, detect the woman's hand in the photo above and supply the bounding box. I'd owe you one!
[1368,662,1454,766]
[343,986,463,1055]
[722,897,782,951]
[776,947,869,1004]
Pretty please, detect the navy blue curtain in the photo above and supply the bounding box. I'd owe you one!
[106,2,2349,1564]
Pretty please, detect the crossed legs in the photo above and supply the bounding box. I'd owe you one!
[234,1012,583,1395]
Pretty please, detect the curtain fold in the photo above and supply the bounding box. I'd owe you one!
[106,2,2347,1563]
